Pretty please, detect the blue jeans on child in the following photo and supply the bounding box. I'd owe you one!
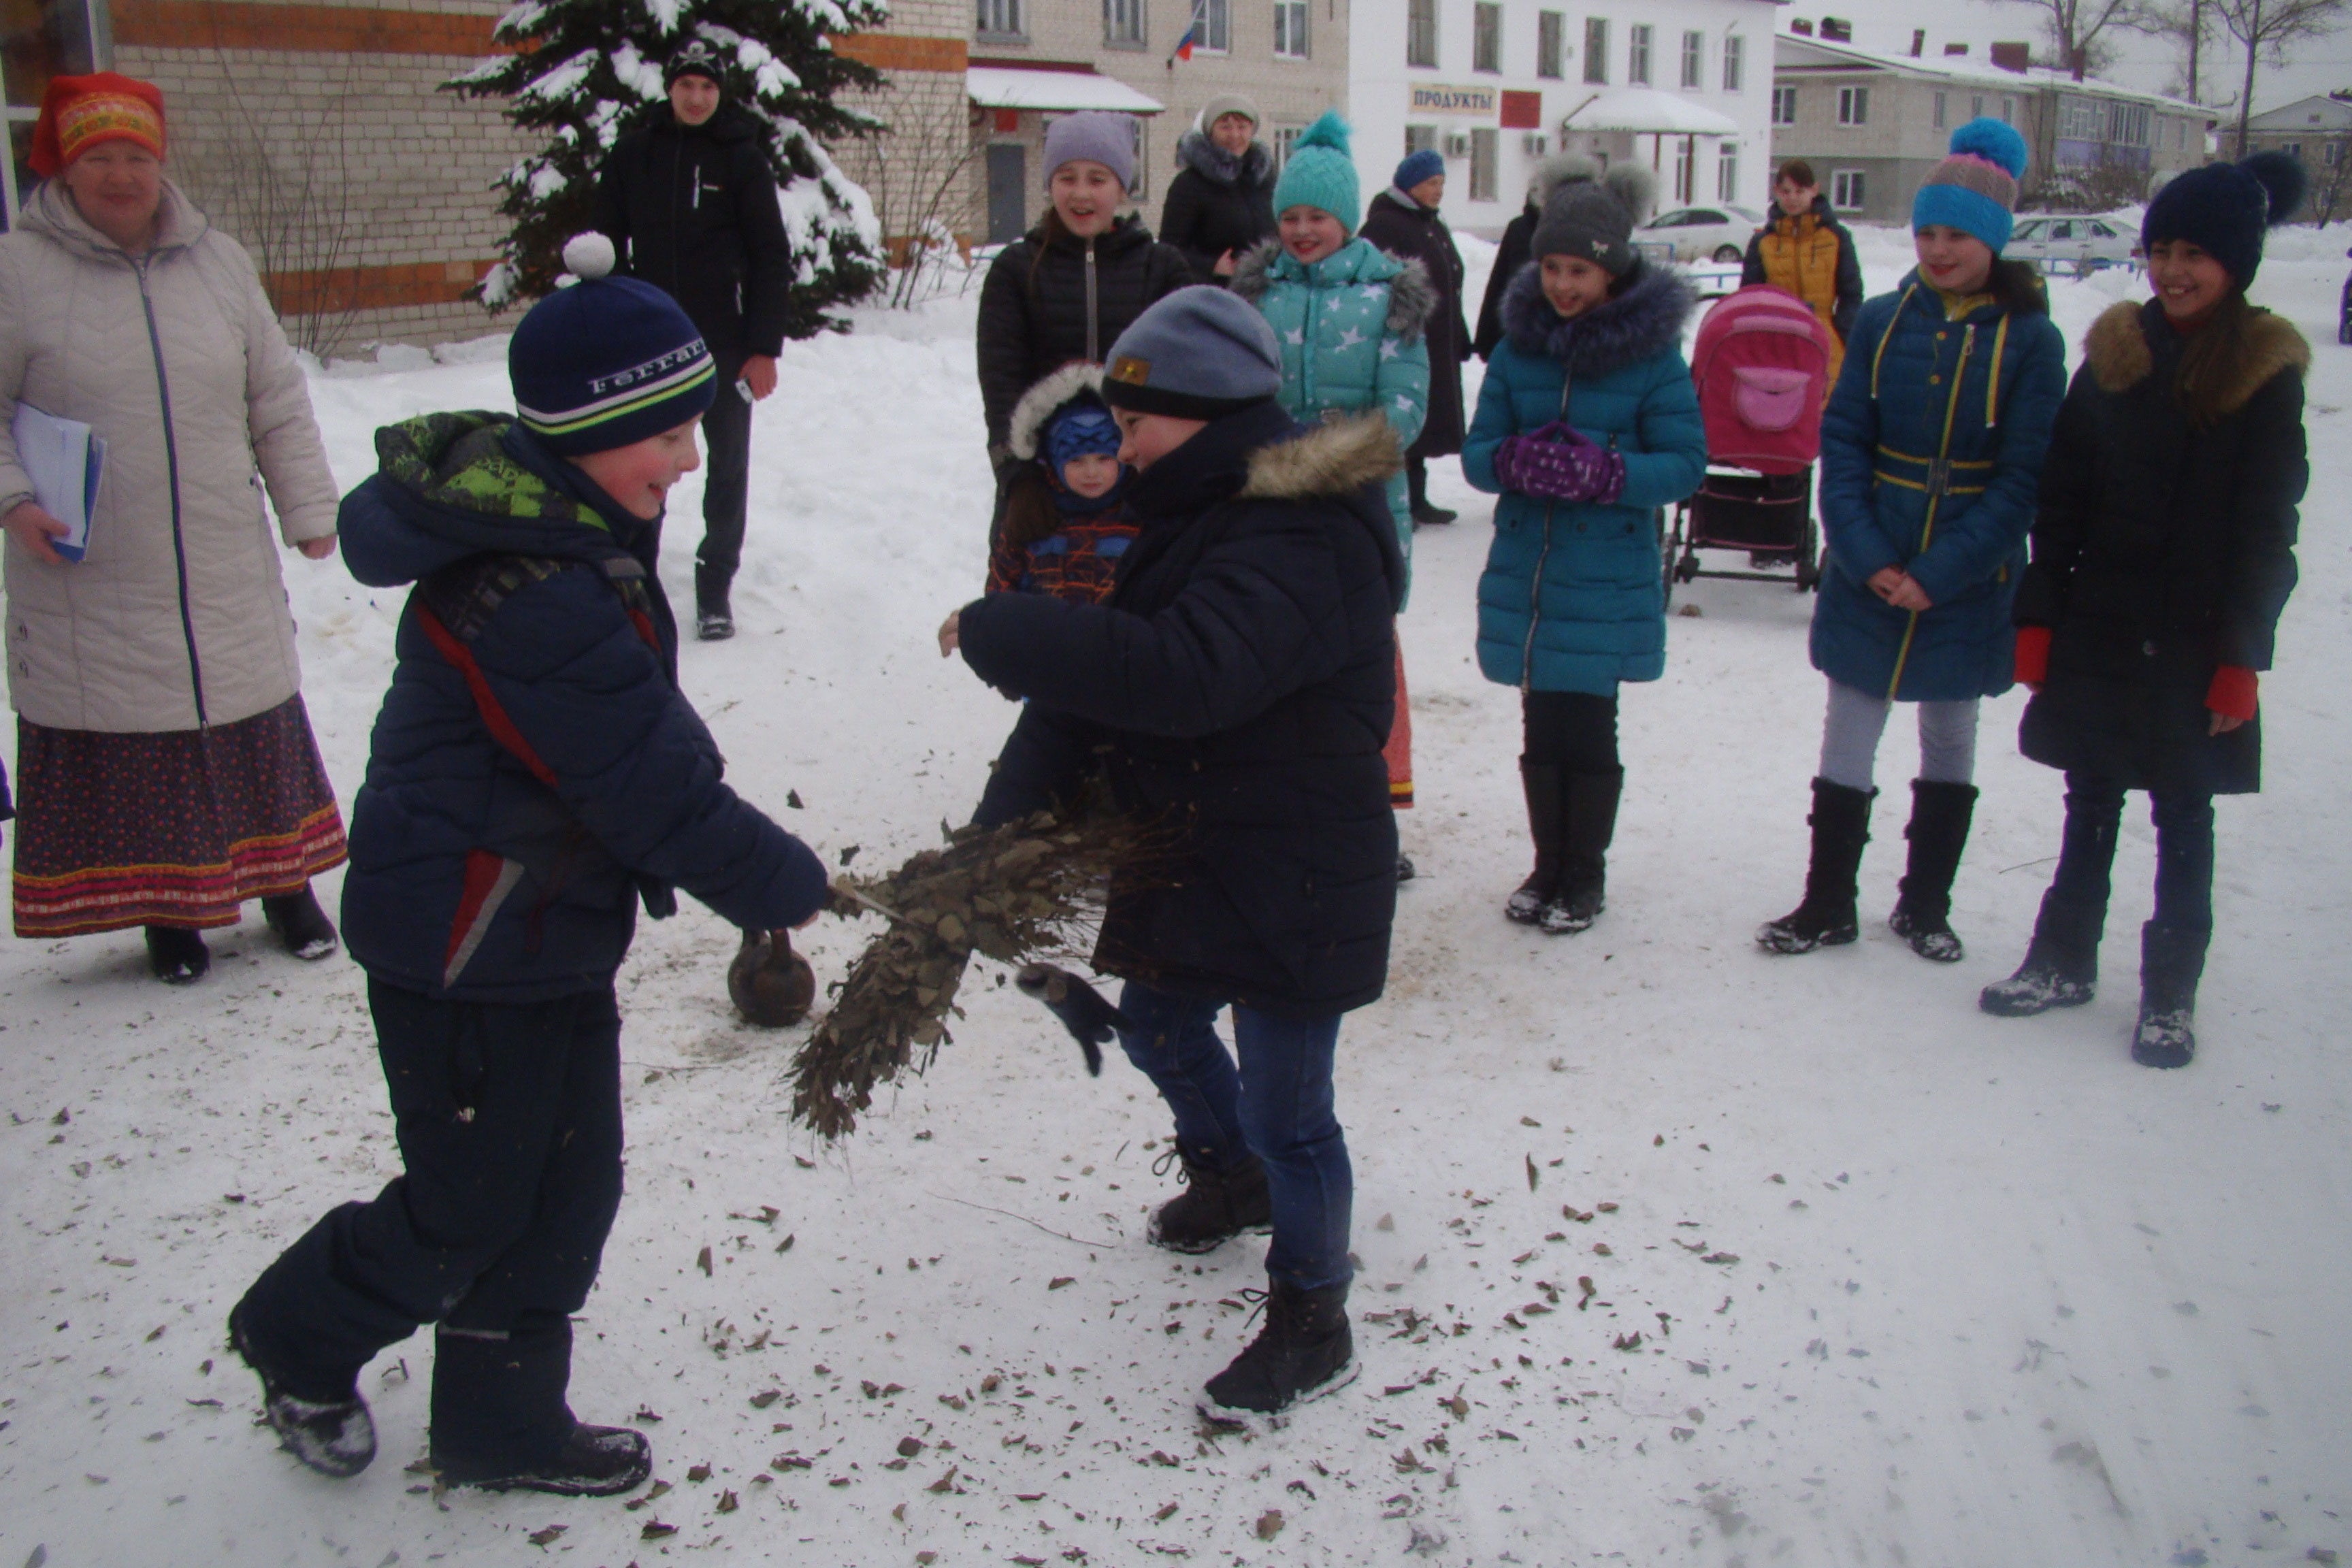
[1115,981,1353,1293]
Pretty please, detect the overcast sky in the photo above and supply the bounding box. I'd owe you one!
[1796,0,2352,118]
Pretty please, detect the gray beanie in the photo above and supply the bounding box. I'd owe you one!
[1043,111,1138,191]
[1531,182,1638,276]
[1102,286,1281,420]
[1198,93,1260,133]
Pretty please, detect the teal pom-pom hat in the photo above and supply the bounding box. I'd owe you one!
[1271,109,1361,233]
[1911,118,2029,255]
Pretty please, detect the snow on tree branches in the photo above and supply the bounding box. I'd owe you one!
[449,0,889,331]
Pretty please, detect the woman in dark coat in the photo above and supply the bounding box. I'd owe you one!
[1980,154,2308,1070]
[1360,150,1471,524]
[975,112,1191,472]
[1157,93,1275,287]
[1472,156,1653,361]
[943,287,1404,1425]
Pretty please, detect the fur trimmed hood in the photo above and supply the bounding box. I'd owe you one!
[1175,128,1273,189]
[1005,361,1109,461]
[1240,410,1404,500]
[1499,258,1694,378]
[2085,297,2310,419]
[1228,238,1437,340]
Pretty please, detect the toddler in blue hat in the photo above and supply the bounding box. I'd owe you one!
[985,362,1137,604]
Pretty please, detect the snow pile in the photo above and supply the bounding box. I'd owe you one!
[0,248,2347,1568]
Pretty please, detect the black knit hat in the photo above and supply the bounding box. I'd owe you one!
[1531,182,1637,276]
[664,38,725,89]
[2142,152,2306,287]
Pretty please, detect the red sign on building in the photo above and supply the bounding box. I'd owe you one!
[1500,90,1543,130]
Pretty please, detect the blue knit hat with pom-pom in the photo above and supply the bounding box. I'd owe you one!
[1912,118,2029,254]
[511,233,716,457]
[2142,151,2306,287]
[1272,110,1360,232]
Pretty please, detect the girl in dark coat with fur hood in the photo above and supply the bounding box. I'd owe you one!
[1463,180,1705,934]
[1980,154,2309,1070]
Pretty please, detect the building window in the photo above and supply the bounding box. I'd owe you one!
[1970,93,1985,119]
[2057,95,2100,141]
[2002,95,2015,124]
[977,0,1024,36]
[1672,137,1693,202]
[1274,125,1304,168]
[2328,141,2342,165]
[1406,0,1439,66]
[1771,85,1796,126]
[2178,119,2188,150]
[1105,0,1145,46]
[1,0,103,227]
[2108,102,2150,146]
[1474,3,1501,71]
[1583,16,1609,83]
[1717,144,1740,202]
[1681,30,1703,89]
[1831,169,1865,210]
[1537,11,1565,78]
[1273,0,1308,57]
[1722,33,1744,93]
[1837,86,1868,126]
[1933,91,1946,129]
[1404,124,1439,159]
[1627,24,1652,84]
[1193,0,1229,51]
[1470,127,1500,201]
[2283,141,2303,161]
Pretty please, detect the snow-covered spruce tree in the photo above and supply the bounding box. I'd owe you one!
[449,0,888,333]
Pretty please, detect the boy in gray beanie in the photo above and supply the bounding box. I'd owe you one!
[943,284,1407,1430]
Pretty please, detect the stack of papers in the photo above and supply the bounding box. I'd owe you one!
[10,404,106,562]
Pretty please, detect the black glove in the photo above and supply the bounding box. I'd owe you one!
[1014,963,1129,1077]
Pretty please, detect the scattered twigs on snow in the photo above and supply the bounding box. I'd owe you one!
[789,812,1152,1140]
[928,1190,1118,1249]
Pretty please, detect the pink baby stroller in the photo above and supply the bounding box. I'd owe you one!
[1663,286,1833,602]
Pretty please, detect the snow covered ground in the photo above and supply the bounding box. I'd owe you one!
[3,238,2348,1568]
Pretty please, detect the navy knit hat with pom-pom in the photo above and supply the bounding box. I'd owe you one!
[510,233,717,457]
[1912,118,2029,253]
[2143,151,2306,287]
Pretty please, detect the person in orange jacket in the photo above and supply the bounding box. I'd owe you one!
[1741,159,1865,388]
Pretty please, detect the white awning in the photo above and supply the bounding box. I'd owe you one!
[1560,88,1740,137]
[966,67,1164,114]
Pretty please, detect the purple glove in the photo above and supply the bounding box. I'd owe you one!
[1494,430,1627,504]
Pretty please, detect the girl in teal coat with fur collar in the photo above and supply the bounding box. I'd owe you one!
[1463,173,1705,935]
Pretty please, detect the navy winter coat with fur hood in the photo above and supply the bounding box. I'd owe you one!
[2016,299,2306,796]
[1464,261,1705,695]
[336,414,829,1002]
[959,404,1407,1018]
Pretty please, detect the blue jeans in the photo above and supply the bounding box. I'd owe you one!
[1115,981,1353,1293]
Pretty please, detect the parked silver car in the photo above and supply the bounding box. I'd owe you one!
[2005,214,2138,274]
[1635,204,1767,265]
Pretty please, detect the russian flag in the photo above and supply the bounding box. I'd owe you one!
[1170,22,1197,62]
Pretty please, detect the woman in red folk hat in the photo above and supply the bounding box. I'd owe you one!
[0,74,347,983]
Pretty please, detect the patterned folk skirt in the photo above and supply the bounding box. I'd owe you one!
[11,694,347,937]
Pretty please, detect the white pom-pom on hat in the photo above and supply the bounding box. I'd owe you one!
[561,231,617,282]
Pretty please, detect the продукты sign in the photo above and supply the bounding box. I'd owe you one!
[1409,83,1499,116]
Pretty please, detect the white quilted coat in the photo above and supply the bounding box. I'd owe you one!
[0,178,339,734]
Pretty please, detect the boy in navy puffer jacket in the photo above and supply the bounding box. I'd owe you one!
[229,237,830,1499]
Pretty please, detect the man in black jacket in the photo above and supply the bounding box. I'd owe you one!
[942,287,1404,1426]
[592,39,791,640]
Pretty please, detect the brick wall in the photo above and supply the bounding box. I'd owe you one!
[119,0,523,354]
[829,1,983,254]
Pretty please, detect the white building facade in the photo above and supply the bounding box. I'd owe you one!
[1347,0,1781,236]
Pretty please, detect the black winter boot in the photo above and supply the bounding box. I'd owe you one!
[1506,762,1566,925]
[441,1423,651,1497]
[262,884,340,961]
[1541,767,1623,935]
[1757,779,1875,954]
[2132,921,2208,1069]
[1406,458,1456,525]
[1888,780,1978,962]
[1147,1145,1273,1254]
[694,564,735,641]
[1980,891,2104,1015]
[229,1300,376,1479]
[1198,1279,1356,1426]
[145,925,211,984]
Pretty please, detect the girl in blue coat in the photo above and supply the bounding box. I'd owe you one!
[1230,110,1433,873]
[1464,174,1705,934]
[1759,120,2066,963]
